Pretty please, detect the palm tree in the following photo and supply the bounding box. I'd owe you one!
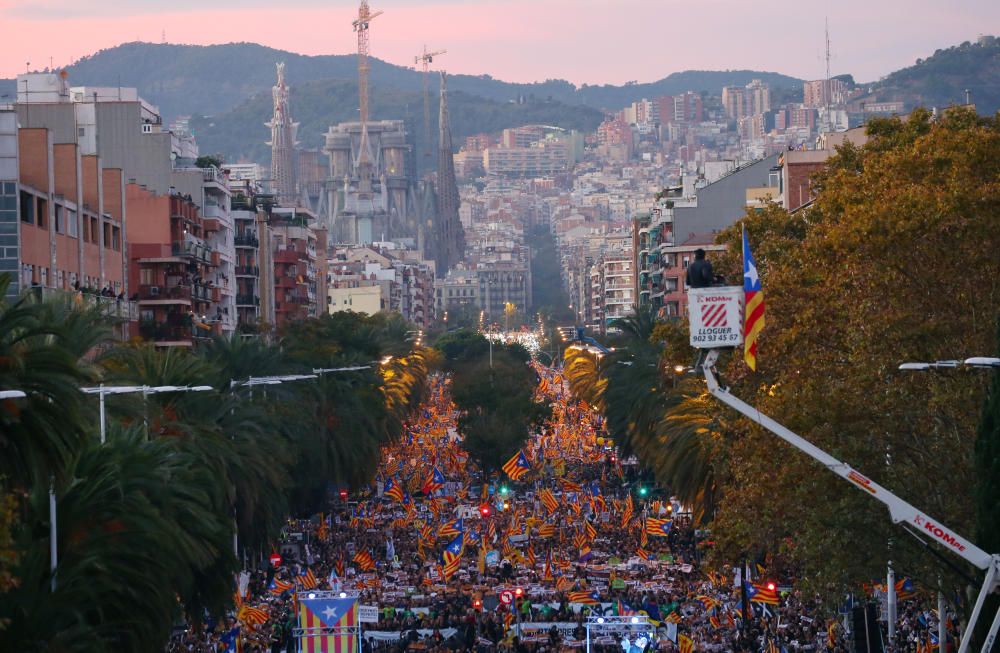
[0,277,111,489]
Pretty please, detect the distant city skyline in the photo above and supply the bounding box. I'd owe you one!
[1,0,997,85]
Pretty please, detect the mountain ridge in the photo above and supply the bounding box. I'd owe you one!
[0,41,804,120]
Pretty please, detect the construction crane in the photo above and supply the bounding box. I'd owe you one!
[415,45,446,170]
[352,1,383,126]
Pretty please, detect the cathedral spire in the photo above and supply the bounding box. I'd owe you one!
[267,62,298,205]
[435,72,464,272]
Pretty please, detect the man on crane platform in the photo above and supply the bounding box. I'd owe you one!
[686,248,715,288]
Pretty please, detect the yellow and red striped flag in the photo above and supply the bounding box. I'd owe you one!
[353,550,376,572]
[539,489,559,514]
[501,450,531,480]
[742,225,765,371]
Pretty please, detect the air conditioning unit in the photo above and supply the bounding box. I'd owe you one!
[149,286,160,296]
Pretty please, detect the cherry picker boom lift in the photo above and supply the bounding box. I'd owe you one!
[686,287,999,652]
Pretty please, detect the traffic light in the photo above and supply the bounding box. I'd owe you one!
[479,503,491,518]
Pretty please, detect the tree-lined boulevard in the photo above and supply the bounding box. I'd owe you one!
[0,109,998,652]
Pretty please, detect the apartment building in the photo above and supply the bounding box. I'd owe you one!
[270,207,323,327]
[483,141,569,177]
[130,192,223,346]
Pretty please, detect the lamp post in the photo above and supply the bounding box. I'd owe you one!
[899,357,1000,371]
[81,384,213,444]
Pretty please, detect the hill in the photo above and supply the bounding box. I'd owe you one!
[0,42,804,120]
[188,78,605,165]
[865,35,1000,114]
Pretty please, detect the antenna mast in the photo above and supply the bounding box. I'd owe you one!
[825,17,831,92]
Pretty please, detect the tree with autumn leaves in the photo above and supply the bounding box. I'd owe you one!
[564,107,1000,614]
[706,107,1000,608]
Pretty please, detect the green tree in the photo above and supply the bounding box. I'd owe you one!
[444,331,549,473]
[708,107,1000,592]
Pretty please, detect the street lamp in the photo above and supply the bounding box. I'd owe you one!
[81,384,213,444]
[899,357,1000,371]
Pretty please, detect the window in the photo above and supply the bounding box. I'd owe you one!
[139,268,154,285]
[78,127,86,137]
[103,223,111,248]
[67,210,78,238]
[112,226,121,251]
[19,191,33,224]
[90,217,98,243]
[54,205,63,233]
[36,198,46,228]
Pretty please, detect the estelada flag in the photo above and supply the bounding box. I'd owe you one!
[502,450,531,480]
[299,596,358,653]
[742,225,765,371]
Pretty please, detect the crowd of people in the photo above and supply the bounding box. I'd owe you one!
[167,369,958,653]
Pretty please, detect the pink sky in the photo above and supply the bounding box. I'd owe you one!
[2,0,997,84]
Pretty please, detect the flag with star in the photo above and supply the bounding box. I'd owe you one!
[743,224,765,371]
[421,466,445,495]
[441,532,464,580]
[298,595,358,652]
[501,450,531,480]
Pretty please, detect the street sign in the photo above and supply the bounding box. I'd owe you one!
[687,287,744,349]
[359,604,379,623]
[269,552,282,567]
[499,590,513,605]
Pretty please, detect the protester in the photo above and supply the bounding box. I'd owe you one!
[168,372,955,653]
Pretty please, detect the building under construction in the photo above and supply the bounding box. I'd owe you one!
[323,119,415,244]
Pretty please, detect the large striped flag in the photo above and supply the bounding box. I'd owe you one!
[645,517,672,537]
[296,568,319,590]
[539,489,559,513]
[745,581,780,605]
[441,532,465,580]
[352,550,376,572]
[421,466,445,495]
[621,495,634,528]
[567,590,600,606]
[268,577,294,595]
[678,633,695,653]
[502,450,531,480]
[742,225,765,371]
[383,476,405,503]
[438,517,463,539]
[298,596,358,653]
[441,533,465,581]
[237,604,270,627]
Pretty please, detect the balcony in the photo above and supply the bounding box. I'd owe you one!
[274,249,303,264]
[234,233,259,248]
[203,217,221,232]
[236,294,260,307]
[29,287,138,322]
[235,265,259,277]
[138,321,193,346]
[171,237,213,264]
[139,284,192,303]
